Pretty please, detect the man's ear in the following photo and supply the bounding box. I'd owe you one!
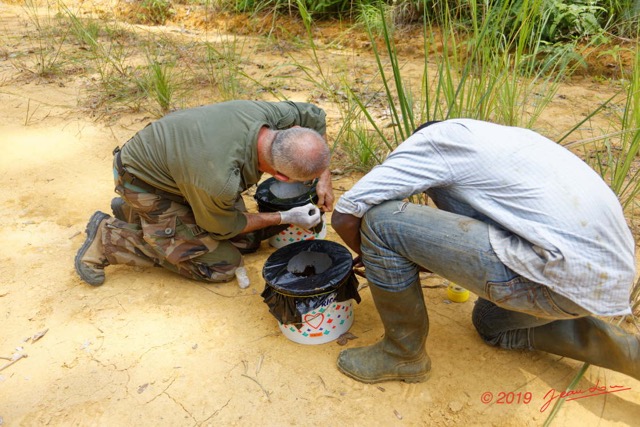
[273,172,291,182]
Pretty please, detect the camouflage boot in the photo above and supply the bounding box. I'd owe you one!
[74,211,110,286]
[111,197,140,224]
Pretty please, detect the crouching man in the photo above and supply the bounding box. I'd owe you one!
[331,119,639,383]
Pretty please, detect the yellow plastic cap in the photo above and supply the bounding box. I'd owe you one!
[447,283,470,303]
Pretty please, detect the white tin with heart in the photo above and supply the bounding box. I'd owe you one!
[277,292,354,345]
[261,240,360,346]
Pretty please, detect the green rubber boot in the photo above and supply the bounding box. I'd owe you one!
[532,316,640,381]
[337,280,431,383]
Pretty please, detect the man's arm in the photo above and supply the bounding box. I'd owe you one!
[288,101,327,135]
[241,211,281,233]
[331,211,362,255]
[241,203,322,233]
[315,168,335,212]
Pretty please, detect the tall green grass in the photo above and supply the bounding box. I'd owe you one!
[340,0,582,161]
[61,3,143,109]
[143,59,176,113]
[607,43,640,212]
[20,0,71,77]
[61,2,253,113]
[203,36,248,100]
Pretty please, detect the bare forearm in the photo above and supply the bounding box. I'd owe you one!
[241,211,281,233]
[331,211,362,255]
[316,168,335,212]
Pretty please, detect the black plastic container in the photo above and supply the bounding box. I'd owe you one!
[261,240,361,327]
[254,178,324,234]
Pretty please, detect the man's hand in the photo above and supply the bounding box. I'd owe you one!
[315,169,335,212]
[280,203,322,230]
[352,255,366,278]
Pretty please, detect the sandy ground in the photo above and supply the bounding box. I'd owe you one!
[1,1,640,426]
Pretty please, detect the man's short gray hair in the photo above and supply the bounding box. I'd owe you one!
[271,127,330,181]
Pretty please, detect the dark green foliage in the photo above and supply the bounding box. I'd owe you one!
[235,0,354,16]
[137,0,175,25]
[234,0,637,40]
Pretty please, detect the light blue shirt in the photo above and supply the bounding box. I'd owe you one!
[336,119,635,316]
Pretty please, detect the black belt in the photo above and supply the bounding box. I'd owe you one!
[113,146,187,204]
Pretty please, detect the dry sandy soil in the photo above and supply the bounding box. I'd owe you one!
[1,1,640,426]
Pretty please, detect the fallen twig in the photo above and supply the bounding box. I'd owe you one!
[255,354,264,376]
[422,284,447,289]
[0,353,28,372]
[31,328,49,343]
[241,374,271,402]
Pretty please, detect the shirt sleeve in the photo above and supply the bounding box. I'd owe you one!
[284,101,327,135]
[335,132,453,217]
[177,182,247,239]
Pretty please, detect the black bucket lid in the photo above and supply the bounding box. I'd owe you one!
[262,240,354,297]
[254,177,318,212]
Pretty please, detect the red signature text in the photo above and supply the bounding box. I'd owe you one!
[540,381,631,412]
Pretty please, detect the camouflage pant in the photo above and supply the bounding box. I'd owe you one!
[101,164,246,283]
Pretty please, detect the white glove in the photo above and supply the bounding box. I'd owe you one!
[279,203,321,230]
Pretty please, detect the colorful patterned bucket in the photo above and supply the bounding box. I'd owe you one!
[261,240,361,345]
[254,178,325,248]
[268,221,327,249]
[278,294,354,345]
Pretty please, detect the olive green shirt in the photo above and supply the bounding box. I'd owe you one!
[120,100,327,239]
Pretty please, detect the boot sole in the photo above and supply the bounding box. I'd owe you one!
[337,363,431,384]
[74,211,110,286]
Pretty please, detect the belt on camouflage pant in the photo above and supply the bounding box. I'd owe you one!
[113,146,188,205]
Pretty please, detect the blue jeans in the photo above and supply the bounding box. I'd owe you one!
[359,194,590,350]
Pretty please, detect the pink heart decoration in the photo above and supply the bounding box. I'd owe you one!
[304,312,324,329]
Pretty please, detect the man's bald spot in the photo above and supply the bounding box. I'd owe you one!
[271,128,330,181]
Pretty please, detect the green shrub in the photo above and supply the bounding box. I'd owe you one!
[136,0,175,25]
